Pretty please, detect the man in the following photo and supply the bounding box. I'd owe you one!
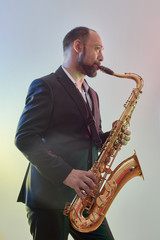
[15,27,130,240]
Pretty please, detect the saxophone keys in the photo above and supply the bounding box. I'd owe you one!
[96,195,106,207]
[90,212,99,222]
[109,148,115,156]
[104,167,112,174]
[96,172,102,181]
[105,179,117,192]
[100,212,105,216]
[99,164,106,173]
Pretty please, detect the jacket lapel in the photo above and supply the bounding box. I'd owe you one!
[89,87,101,133]
[55,66,91,134]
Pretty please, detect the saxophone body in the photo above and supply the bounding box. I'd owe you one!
[64,66,144,233]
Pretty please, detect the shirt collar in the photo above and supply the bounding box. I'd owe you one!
[61,65,89,93]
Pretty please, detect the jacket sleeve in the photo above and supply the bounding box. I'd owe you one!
[15,79,72,186]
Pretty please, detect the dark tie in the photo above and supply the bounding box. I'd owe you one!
[85,92,102,149]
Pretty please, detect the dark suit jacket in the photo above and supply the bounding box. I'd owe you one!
[15,66,109,209]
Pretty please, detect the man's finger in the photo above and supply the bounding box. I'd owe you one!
[123,135,130,141]
[124,129,131,135]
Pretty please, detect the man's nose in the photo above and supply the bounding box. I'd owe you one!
[98,51,104,62]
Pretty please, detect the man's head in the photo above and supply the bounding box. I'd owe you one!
[63,27,92,52]
[63,27,104,78]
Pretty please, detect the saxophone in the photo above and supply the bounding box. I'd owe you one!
[64,66,144,233]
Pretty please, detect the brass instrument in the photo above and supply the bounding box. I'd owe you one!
[64,66,144,233]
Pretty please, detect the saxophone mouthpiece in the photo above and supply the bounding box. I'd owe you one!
[99,65,114,75]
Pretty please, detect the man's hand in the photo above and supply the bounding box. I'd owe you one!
[121,129,131,145]
[63,169,97,199]
[112,120,131,146]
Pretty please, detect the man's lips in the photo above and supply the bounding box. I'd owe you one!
[93,63,100,70]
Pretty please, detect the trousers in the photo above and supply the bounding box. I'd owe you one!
[26,206,114,240]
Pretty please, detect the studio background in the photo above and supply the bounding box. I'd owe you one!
[0,0,159,239]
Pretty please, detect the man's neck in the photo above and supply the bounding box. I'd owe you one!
[62,64,85,91]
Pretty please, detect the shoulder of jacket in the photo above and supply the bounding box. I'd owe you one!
[38,72,58,85]
[29,71,60,90]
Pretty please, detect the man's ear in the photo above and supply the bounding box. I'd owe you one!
[73,39,83,53]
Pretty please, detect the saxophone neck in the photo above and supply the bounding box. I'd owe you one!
[98,65,144,91]
[113,72,144,91]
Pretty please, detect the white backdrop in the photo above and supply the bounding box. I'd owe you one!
[0,0,160,239]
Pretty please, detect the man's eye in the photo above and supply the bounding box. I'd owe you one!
[95,46,103,52]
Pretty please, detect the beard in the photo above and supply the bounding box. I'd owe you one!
[77,47,98,78]
[79,64,97,78]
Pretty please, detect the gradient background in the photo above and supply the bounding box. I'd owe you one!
[0,0,160,239]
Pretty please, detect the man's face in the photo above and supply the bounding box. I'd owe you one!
[78,31,104,77]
